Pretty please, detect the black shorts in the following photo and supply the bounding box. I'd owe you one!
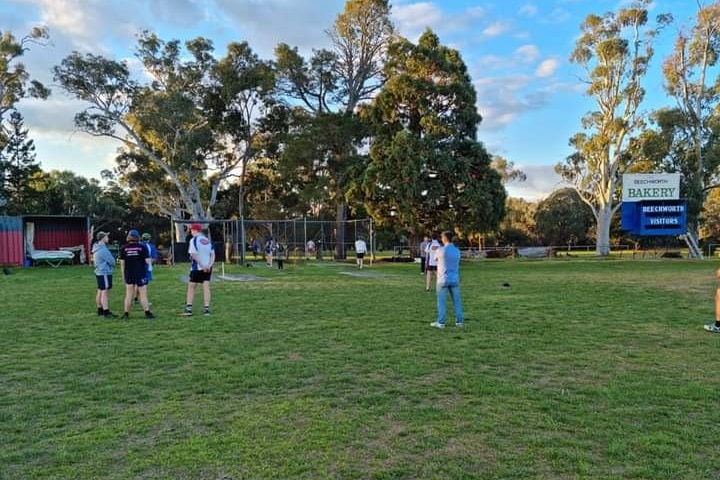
[356,252,365,259]
[96,274,113,290]
[426,265,437,272]
[125,276,148,287]
[189,269,212,283]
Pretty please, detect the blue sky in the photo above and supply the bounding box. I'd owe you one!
[2,0,701,199]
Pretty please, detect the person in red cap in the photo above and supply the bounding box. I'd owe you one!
[183,224,215,316]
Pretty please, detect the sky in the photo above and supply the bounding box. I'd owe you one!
[1,0,703,200]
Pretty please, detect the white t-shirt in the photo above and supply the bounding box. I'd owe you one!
[355,239,367,253]
[189,233,214,271]
[426,240,441,266]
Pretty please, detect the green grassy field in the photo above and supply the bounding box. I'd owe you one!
[1,258,719,479]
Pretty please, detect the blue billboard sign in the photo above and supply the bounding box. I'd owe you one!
[621,200,687,236]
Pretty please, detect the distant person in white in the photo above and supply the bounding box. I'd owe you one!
[354,236,368,268]
[431,230,464,329]
[425,232,441,291]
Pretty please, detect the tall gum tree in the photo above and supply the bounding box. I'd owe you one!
[556,0,671,255]
[274,0,394,258]
[0,27,50,129]
[642,2,720,248]
[53,33,274,222]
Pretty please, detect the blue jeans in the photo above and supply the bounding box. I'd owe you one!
[436,282,464,325]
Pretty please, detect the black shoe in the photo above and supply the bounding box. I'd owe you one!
[203,309,210,317]
[121,313,129,320]
[97,307,104,316]
[145,311,156,319]
[103,311,117,318]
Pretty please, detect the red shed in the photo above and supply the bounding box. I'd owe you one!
[0,216,24,266]
[23,215,91,265]
[0,215,90,266]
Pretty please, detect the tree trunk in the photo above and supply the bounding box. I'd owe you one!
[595,204,612,256]
[335,202,346,260]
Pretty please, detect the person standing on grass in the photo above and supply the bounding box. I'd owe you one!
[276,241,286,270]
[93,231,117,318]
[183,224,215,317]
[134,232,158,305]
[265,236,274,267]
[431,230,464,329]
[419,235,430,275]
[425,232,441,291]
[705,268,720,333]
[355,236,367,268]
[252,237,261,259]
[119,229,155,320]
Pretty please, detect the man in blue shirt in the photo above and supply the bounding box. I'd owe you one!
[431,230,464,329]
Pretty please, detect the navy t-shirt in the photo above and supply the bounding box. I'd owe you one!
[120,242,148,280]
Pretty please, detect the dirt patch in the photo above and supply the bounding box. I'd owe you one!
[339,270,386,278]
[216,274,268,282]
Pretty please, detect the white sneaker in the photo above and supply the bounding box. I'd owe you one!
[455,322,464,327]
[704,323,720,333]
[430,321,445,329]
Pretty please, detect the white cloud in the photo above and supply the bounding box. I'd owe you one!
[392,2,444,38]
[535,58,560,77]
[474,75,546,131]
[482,21,511,37]
[16,96,83,134]
[476,45,540,71]
[213,0,342,56]
[515,44,540,63]
[392,2,493,45]
[27,0,147,52]
[505,164,566,201]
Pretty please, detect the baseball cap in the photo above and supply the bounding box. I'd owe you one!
[141,232,151,240]
[128,229,140,238]
[96,231,109,241]
[190,223,203,231]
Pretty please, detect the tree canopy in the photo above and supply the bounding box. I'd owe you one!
[363,30,506,236]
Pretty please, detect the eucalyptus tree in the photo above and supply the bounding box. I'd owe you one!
[206,41,275,220]
[274,0,395,257]
[53,33,274,221]
[491,155,527,184]
[363,30,505,237]
[0,27,50,129]
[556,0,671,255]
[640,2,720,247]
